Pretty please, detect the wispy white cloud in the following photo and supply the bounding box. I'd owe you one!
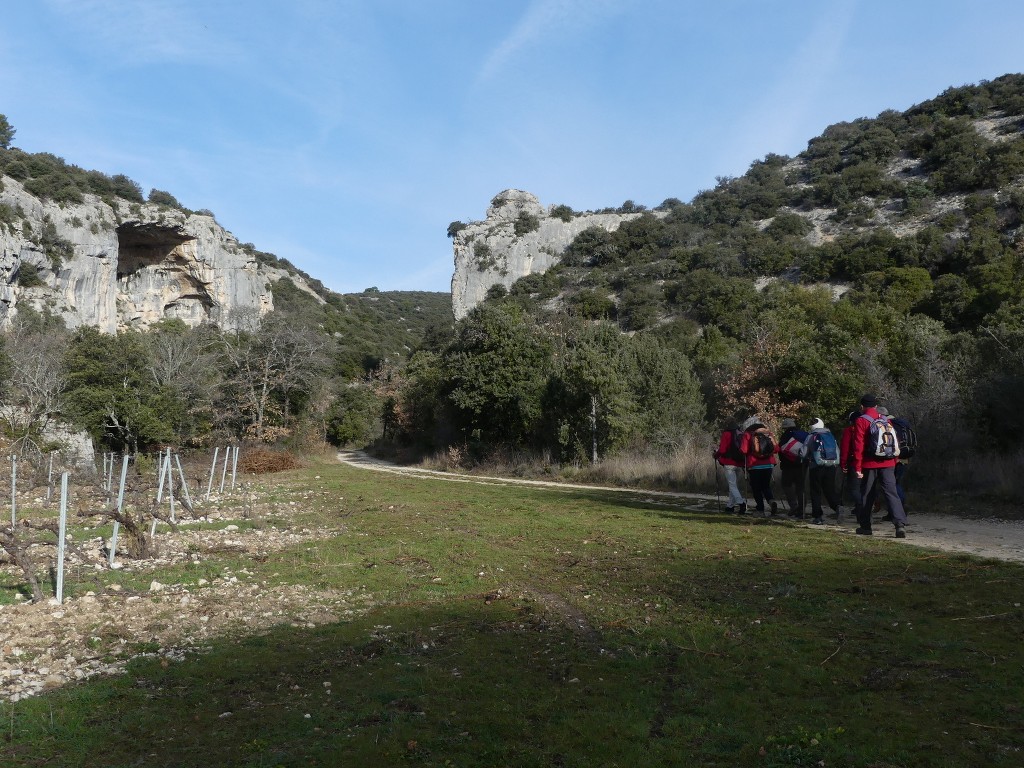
[714,0,859,175]
[476,0,630,84]
[42,0,244,66]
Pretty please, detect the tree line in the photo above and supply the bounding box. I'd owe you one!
[0,308,329,457]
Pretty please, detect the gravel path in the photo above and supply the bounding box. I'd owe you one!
[338,451,1024,564]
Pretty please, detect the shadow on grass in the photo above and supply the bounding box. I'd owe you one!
[4,465,1023,767]
[4,549,1023,768]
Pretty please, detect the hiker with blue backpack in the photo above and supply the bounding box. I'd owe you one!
[849,394,908,538]
[803,418,843,525]
[778,418,809,518]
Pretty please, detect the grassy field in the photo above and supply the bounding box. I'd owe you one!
[1,458,1023,767]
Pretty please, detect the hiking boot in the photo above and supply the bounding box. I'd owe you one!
[855,527,873,536]
[738,502,748,515]
[895,526,907,539]
[811,517,824,525]
[725,506,734,514]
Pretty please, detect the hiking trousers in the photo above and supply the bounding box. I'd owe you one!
[808,465,841,518]
[855,466,907,531]
[747,467,775,511]
[894,462,908,507]
[721,465,745,508]
[779,461,806,514]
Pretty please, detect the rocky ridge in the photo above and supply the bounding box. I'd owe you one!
[0,175,323,332]
[450,189,651,319]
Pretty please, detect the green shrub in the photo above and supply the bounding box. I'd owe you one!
[485,283,508,300]
[569,288,616,320]
[15,262,46,287]
[4,159,28,180]
[148,189,184,209]
[0,202,16,231]
[765,211,812,238]
[36,219,74,269]
[473,242,499,272]
[514,212,540,236]
[550,204,574,222]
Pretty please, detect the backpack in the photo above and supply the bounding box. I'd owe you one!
[891,417,917,459]
[780,435,807,463]
[860,414,900,459]
[808,431,840,467]
[750,431,776,460]
[724,428,745,463]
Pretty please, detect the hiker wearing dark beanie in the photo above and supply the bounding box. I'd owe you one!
[850,393,907,538]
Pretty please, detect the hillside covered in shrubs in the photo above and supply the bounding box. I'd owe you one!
[373,75,1024,498]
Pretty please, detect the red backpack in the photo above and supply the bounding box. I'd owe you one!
[779,435,807,462]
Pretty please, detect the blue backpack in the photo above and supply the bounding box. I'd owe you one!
[808,430,840,467]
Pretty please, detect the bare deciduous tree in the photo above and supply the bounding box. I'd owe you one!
[0,320,69,456]
[144,321,221,436]
[217,309,328,441]
[853,316,966,453]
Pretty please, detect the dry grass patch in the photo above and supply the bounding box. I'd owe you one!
[238,447,303,474]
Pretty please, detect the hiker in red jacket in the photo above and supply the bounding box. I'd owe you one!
[739,416,779,518]
[850,394,907,538]
[713,420,747,514]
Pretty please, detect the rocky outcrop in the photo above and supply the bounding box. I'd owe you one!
[450,190,648,319]
[0,176,292,332]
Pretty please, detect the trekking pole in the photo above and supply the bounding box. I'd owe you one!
[839,470,849,517]
[713,457,722,513]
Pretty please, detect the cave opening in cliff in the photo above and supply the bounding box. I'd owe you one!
[116,223,195,279]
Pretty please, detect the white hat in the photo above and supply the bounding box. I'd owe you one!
[810,418,825,430]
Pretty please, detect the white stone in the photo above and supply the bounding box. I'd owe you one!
[450,189,656,319]
[0,175,323,332]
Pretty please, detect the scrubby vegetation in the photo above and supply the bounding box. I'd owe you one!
[369,75,1024,502]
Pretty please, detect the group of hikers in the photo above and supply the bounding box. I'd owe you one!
[713,393,917,538]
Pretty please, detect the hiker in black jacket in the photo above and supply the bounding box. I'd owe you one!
[778,418,808,518]
[803,418,843,525]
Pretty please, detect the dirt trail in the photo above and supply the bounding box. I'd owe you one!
[338,451,1024,564]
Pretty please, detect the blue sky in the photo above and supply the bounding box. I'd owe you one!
[2,1,1022,294]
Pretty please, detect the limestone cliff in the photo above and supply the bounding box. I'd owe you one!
[450,190,648,319]
[0,175,315,331]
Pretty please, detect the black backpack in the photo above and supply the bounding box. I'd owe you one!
[750,431,776,460]
[891,417,918,459]
[725,428,745,463]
